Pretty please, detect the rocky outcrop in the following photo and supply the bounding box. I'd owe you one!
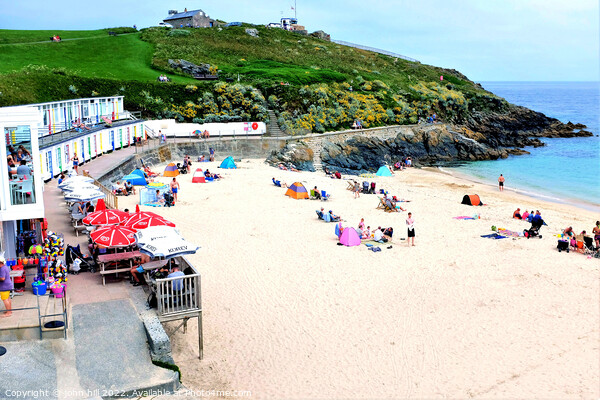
[266,141,315,171]
[265,103,593,174]
[168,59,211,76]
[245,28,259,37]
[317,125,510,174]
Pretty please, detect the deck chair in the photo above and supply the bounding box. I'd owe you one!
[272,178,282,187]
[347,181,355,191]
[309,189,319,200]
[583,236,596,255]
[574,234,585,253]
[321,190,330,201]
[376,197,386,210]
[316,210,324,220]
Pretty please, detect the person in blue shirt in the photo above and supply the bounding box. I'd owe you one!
[168,265,185,291]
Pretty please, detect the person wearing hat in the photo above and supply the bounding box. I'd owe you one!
[0,256,13,317]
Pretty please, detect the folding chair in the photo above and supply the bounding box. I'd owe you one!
[321,190,330,201]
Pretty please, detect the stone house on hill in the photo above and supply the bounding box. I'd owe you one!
[163,8,217,28]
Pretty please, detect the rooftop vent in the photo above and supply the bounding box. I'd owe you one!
[168,10,178,15]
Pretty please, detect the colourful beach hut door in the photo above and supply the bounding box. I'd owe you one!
[119,129,123,149]
[80,139,85,162]
[57,148,62,171]
[47,151,53,177]
[110,130,115,151]
[87,137,91,158]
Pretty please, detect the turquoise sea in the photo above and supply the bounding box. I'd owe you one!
[454,81,600,208]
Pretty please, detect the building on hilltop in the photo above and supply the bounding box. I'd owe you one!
[163,8,218,28]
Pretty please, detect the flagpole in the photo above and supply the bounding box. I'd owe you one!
[295,0,297,19]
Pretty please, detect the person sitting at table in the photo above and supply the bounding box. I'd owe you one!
[16,160,31,177]
[58,173,66,184]
[85,201,95,214]
[130,253,151,286]
[18,145,31,158]
[8,146,17,160]
[71,201,86,220]
[168,265,185,291]
[7,156,16,178]
[112,181,127,196]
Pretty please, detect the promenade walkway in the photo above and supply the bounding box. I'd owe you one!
[0,145,180,398]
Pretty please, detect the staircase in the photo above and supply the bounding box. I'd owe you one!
[267,110,285,137]
[306,139,323,172]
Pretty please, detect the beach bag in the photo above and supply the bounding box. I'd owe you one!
[147,292,157,309]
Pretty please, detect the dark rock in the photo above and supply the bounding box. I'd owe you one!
[168,59,211,76]
[266,141,315,171]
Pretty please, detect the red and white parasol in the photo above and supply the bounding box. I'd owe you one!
[83,210,130,226]
[91,225,137,247]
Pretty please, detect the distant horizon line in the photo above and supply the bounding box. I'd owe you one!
[477,80,599,83]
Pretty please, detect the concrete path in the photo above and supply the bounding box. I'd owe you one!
[72,299,178,396]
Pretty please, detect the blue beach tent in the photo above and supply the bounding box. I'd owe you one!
[219,156,237,169]
[376,166,393,177]
[131,169,147,179]
[122,173,146,186]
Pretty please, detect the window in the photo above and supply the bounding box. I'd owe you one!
[5,126,36,205]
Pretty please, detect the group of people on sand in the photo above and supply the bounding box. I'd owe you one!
[513,208,543,223]
[393,157,412,170]
[278,163,299,172]
[334,213,415,246]
[323,167,342,179]
[562,221,600,250]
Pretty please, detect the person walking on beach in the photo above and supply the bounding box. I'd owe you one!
[353,181,360,199]
[498,174,505,191]
[406,212,415,246]
[0,256,13,317]
[170,178,180,202]
[209,147,215,162]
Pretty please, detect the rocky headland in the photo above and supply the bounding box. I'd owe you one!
[266,105,592,175]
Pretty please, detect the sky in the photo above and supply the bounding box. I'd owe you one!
[1,0,598,81]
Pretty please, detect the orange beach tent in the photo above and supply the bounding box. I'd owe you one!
[163,163,179,177]
[285,182,309,199]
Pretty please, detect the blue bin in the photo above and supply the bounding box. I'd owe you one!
[32,282,47,296]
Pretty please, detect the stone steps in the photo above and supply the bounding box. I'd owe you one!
[267,110,286,137]
[306,139,323,172]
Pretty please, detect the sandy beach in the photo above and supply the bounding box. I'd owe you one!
[118,159,599,399]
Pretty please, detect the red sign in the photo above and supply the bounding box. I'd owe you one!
[252,122,259,130]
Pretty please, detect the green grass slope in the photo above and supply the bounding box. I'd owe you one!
[0,26,507,133]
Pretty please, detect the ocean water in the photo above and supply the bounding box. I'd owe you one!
[454,81,600,207]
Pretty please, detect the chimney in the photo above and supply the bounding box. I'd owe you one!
[184,8,187,12]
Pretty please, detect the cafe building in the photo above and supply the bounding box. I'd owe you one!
[0,106,46,260]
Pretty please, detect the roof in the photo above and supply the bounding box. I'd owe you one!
[164,9,206,21]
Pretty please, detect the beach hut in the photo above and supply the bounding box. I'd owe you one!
[461,194,483,206]
[376,166,393,177]
[339,227,361,247]
[285,182,309,199]
[192,169,206,183]
[122,173,147,186]
[219,156,237,169]
[163,163,179,177]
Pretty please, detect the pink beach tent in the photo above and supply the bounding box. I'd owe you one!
[339,227,361,247]
[192,169,206,183]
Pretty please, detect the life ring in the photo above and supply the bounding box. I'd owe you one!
[251,122,258,130]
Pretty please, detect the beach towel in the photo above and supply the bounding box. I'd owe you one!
[369,246,382,252]
[497,229,522,238]
[453,216,476,220]
[481,233,508,239]
[142,203,163,207]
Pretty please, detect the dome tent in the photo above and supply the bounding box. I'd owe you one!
[219,156,237,169]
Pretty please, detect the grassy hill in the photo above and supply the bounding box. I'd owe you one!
[0,26,507,133]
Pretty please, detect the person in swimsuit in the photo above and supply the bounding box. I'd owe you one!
[406,212,415,246]
[593,221,600,249]
[72,153,80,174]
[170,178,180,202]
[498,174,505,191]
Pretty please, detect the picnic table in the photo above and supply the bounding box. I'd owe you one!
[97,250,141,285]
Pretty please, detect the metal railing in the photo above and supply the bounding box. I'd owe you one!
[332,40,419,63]
[82,171,119,209]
